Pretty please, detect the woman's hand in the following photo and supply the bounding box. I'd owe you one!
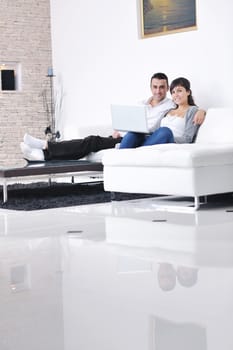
[147,96,158,107]
[193,109,206,125]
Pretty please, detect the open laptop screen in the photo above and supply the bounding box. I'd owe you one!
[111,104,149,133]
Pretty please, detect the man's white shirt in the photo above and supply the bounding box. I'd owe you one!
[143,97,175,132]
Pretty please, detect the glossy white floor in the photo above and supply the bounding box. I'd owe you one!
[1,196,233,350]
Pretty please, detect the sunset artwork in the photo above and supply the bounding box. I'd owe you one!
[141,0,197,38]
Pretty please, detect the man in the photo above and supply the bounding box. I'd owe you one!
[142,72,175,131]
[20,72,205,161]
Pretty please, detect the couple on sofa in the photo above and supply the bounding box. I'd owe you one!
[20,73,206,162]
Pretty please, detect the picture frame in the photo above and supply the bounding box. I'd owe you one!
[140,0,197,38]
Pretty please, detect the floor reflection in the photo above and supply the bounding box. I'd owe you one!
[0,199,233,349]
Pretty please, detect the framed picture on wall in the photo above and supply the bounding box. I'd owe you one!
[140,0,197,38]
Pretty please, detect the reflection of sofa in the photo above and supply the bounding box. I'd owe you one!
[105,210,233,267]
[103,108,233,209]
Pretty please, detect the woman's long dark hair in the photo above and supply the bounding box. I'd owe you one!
[170,77,196,106]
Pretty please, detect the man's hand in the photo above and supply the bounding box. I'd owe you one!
[193,109,206,125]
[112,130,121,138]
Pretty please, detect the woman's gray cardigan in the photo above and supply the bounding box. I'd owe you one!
[156,105,200,143]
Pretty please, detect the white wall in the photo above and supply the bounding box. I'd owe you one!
[50,0,233,139]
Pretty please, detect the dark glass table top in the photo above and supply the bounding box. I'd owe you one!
[0,160,103,178]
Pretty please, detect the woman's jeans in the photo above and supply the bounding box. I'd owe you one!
[119,127,175,149]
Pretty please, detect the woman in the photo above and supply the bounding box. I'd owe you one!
[119,77,204,148]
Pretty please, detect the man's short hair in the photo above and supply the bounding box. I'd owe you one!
[151,72,169,86]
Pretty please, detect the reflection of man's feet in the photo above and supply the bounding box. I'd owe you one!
[23,133,46,149]
[20,142,45,161]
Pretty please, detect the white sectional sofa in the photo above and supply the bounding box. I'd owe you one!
[102,108,233,209]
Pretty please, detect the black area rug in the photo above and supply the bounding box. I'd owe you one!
[0,182,156,211]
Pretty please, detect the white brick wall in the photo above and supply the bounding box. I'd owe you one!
[0,0,53,165]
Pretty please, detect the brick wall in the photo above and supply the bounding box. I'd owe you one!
[0,0,53,165]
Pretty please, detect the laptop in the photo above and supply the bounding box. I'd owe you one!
[111,104,149,133]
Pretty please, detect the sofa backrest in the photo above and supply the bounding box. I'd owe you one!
[195,108,233,144]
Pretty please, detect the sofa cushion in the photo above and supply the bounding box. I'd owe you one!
[85,149,109,162]
[195,108,233,144]
[103,143,233,168]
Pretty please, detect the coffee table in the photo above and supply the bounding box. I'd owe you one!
[0,160,103,203]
